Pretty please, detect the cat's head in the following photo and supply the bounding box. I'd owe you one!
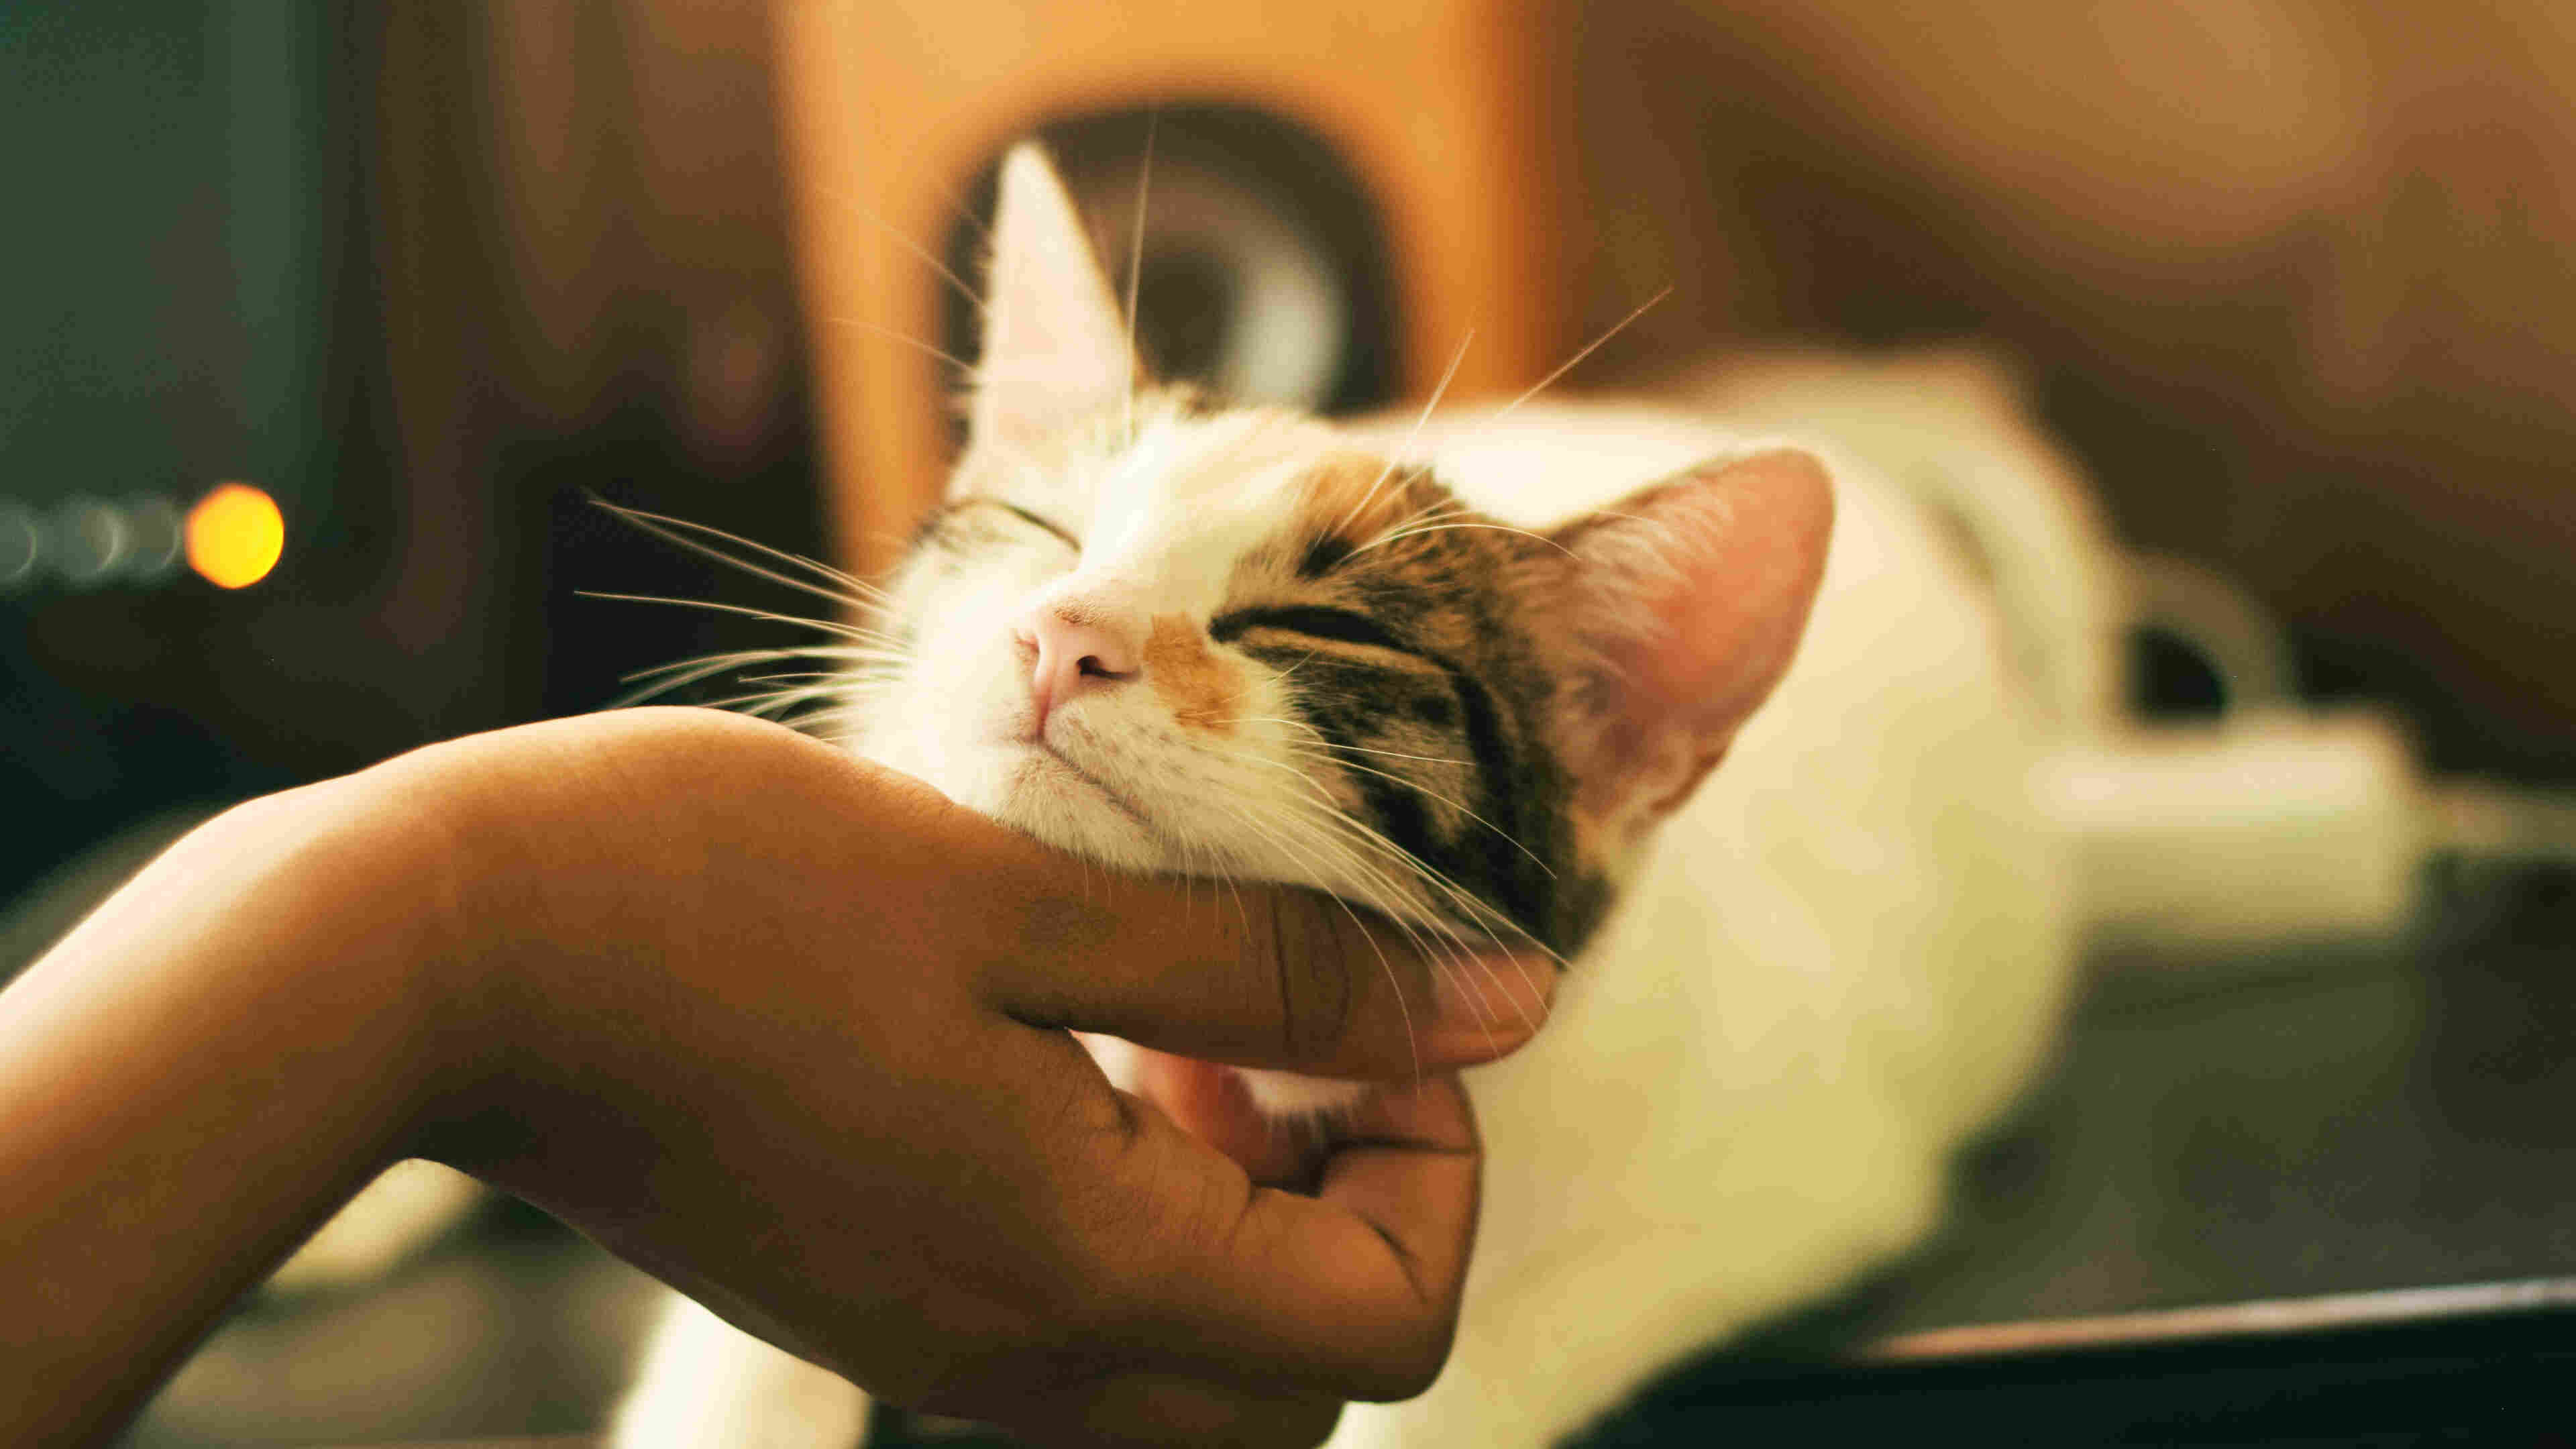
[851,146,1831,960]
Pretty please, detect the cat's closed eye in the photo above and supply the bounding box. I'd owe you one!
[1211,604,1415,656]
[938,495,1079,552]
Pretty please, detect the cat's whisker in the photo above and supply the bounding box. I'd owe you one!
[1363,494,1477,544]
[1121,111,1157,447]
[620,645,894,684]
[1217,719,1568,936]
[695,683,849,719]
[1334,332,1474,539]
[824,315,978,376]
[1236,761,1569,994]
[772,702,878,736]
[1223,794,1505,1041]
[610,648,900,710]
[1191,760,1455,947]
[1485,285,1673,427]
[593,500,892,608]
[1283,802,1562,1034]
[613,656,777,708]
[1196,743,1515,980]
[1279,798,1529,967]
[1221,725,1472,769]
[1201,798,1425,1087]
[1230,804,1491,1079]
[576,591,911,649]
[1350,521,1576,560]
[1267,743,1558,881]
[807,180,989,319]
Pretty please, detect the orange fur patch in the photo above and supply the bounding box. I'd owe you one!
[1145,613,1238,733]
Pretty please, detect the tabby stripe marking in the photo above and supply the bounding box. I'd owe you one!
[1226,614,1548,937]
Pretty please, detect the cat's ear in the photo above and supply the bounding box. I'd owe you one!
[1547,447,1835,833]
[967,144,1136,452]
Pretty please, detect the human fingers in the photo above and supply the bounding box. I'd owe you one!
[952,826,1556,1079]
[1125,1046,1313,1184]
[1092,1075,1482,1401]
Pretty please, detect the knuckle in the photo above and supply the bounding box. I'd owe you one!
[1270,1397,1345,1448]
[1267,892,1360,1061]
[1362,1328,1455,1403]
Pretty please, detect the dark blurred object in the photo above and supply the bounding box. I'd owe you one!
[92,845,2565,1444]
[768,0,2573,780]
[0,4,378,899]
[1,2,826,909]
[1570,0,2576,783]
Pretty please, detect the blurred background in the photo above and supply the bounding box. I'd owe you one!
[2,1,2571,1444]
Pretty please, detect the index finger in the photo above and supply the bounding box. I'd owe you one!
[970,837,1555,1079]
[1101,1074,1483,1401]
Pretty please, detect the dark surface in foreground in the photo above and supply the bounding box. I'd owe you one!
[3,852,2560,1446]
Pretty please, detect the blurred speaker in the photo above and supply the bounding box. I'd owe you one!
[769,0,1578,577]
[942,107,1401,423]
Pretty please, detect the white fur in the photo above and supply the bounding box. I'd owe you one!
[1320,405,2074,1448]
[607,144,2070,1448]
[608,399,2075,1449]
[254,144,2076,1442]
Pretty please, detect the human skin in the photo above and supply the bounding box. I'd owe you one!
[0,706,1551,1447]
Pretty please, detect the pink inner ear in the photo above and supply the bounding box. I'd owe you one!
[1561,447,1836,792]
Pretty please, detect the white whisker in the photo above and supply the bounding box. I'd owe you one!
[1237,718,1560,880]
[1487,286,1672,425]
[825,315,977,374]
[594,500,890,607]
[575,590,904,647]
[1220,792,1518,1039]
[1335,331,1474,539]
[621,645,892,684]
[810,182,989,319]
[1350,521,1576,559]
[1220,723,1470,768]
[1202,797,1424,1087]
[1122,111,1157,445]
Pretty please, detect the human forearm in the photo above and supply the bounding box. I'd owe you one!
[0,778,467,1443]
[0,709,1544,1447]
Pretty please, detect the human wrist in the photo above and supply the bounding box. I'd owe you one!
[0,770,481,1438]
[207,767,491,1164]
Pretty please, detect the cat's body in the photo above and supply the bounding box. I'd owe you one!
[610,148,2076,1448]
[1303,406,2072,1446]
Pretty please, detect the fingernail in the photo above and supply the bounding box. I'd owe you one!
[1423,957,1557,1061]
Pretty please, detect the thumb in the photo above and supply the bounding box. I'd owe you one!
[959,838,1555,1079]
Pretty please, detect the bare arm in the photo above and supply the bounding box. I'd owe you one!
[0,708,1548,1446]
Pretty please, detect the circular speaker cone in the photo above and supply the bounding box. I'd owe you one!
[1077,153,1348,410]
[948,107,1399,420]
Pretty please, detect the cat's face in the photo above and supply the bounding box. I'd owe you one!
[847,146,1833,961]
[858,394,1601,952]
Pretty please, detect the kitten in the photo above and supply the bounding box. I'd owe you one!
[611,145,2074,1448]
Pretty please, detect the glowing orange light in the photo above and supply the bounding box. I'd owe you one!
[186,483,284,590]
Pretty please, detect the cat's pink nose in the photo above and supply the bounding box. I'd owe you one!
[1017,602,1142,731]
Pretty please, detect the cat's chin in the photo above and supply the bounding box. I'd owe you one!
[951,741,1170,873]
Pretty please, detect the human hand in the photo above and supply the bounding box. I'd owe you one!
[397,707,1552,1446]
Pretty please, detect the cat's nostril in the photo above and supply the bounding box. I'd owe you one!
[1021,602,1144,730]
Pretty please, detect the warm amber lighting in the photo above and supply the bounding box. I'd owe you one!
[185,483,284,590]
